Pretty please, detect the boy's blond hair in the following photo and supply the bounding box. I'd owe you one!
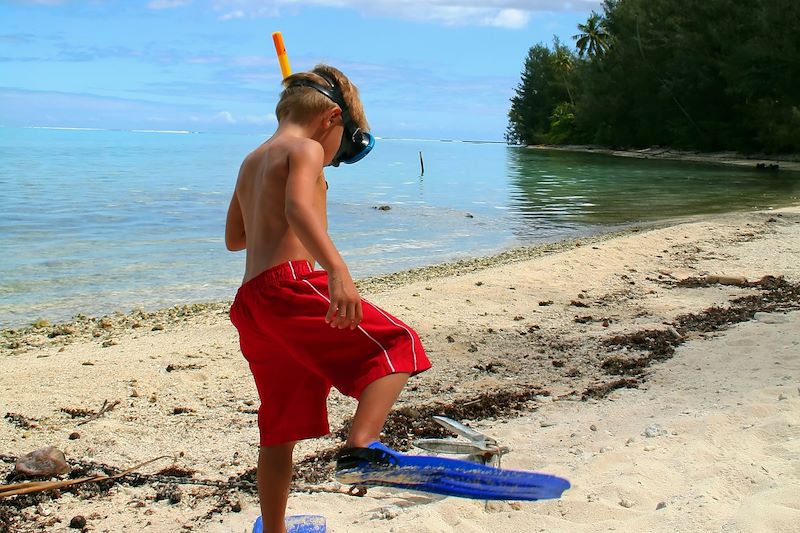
[275,64,369,132]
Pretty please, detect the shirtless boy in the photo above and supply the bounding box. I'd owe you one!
[225,64,431,533]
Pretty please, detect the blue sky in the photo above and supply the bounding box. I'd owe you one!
[1,0,600,140]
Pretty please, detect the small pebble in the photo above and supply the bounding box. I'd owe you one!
[656,501,667,510]
[371,505,401,519]
[643,424,667,438]
[69,432,80,440]
[69,515,87,529]
[619,498,636,508]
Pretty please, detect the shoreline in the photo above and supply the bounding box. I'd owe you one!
[1,226,651,336]
[529,144,800,172]
[0,216,698,353]
[2,205,799,532]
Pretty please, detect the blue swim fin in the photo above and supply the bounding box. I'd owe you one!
[334,442,570,501]
[252,514,326,533]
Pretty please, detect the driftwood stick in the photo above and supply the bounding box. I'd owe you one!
[0,455,173,498]
[77,399,121,426]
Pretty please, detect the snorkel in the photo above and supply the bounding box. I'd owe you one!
[272,32,292,79]
[272,31,374,167]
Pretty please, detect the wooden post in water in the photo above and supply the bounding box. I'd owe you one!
[419,151,425,176]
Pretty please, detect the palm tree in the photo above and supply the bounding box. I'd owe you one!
[574,12,609,59]
[552,45,576,106]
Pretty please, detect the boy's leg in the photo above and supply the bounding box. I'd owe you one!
[346,373,410,448]
[258,441,296,533]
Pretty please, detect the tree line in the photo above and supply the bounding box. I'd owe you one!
[507,0,799,154]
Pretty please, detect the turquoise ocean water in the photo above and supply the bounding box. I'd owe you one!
[2,126,799,328]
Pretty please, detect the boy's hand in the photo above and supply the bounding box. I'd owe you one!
[326,270,363,330]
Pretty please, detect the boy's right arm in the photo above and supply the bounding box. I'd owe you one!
[225,188,246,251]
[284,141,363,330]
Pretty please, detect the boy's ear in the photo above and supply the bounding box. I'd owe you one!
[327,107,342,125]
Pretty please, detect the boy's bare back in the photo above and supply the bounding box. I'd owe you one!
[226,65,365,331]
[226,133,327,285]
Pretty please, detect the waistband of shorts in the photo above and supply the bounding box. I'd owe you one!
[239,260,315,291]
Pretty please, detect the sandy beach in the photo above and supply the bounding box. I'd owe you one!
[2,206,799,533]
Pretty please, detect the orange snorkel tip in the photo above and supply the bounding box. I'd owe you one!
[272,31,292,79]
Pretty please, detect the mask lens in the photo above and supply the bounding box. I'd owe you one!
[337,128,374,165]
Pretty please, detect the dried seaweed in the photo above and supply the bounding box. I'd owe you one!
[4,413,39,429]
[581,378,640,400]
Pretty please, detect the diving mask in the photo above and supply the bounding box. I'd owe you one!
[288,72,374,167]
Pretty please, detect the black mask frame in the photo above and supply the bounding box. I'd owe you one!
[287,72,374,167]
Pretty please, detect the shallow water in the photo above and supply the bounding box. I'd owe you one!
[2,127,799,327]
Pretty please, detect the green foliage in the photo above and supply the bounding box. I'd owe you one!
[547,103,577,144]
[573,12,609,59]
[506,39,579,145]
[509,0,800,154]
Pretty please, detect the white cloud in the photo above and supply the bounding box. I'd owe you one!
[214,111,236,123]
[147,0,192,9]
[487,8,529,28]
[212,0,601,27]
[210,111,277,125]
[219,9,246,20]
[241,113,277,125]
[16,0,68,5]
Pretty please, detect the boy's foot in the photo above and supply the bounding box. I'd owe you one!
[333,443,399,482]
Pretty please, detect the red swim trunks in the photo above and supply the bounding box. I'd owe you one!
[230,260,431,447]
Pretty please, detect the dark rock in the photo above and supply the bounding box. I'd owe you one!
[14,446,71,477]
[70,515,87,529]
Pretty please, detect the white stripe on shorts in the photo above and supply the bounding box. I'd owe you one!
[301,279,397,373]
[361,298,418,372]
